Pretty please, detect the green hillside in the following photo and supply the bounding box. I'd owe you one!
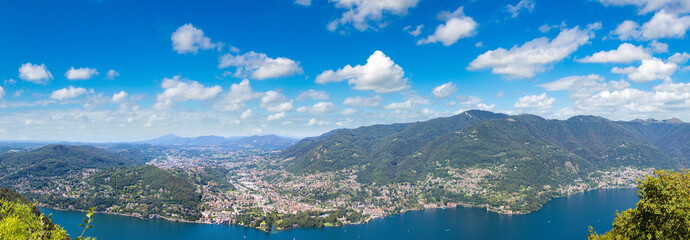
[284,111,683,184]
[0,144,150,181]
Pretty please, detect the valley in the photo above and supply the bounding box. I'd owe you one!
[1,111,687,232]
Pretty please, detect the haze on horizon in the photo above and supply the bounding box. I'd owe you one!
[1,0,689,142]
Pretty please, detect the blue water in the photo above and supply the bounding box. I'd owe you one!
[41,188,638,240]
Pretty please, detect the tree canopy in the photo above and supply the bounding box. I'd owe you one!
[589,169,690,240]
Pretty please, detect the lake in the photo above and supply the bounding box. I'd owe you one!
[41,188,638,240]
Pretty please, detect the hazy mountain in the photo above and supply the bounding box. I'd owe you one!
[139,134,299,150]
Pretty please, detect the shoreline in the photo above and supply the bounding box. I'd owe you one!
[38,187,637,233]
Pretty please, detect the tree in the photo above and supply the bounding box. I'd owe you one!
[589,169,690,240]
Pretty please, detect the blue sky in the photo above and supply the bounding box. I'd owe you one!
[1,0,689,141]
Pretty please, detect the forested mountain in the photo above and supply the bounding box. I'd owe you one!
[282,110,687,186]
[0,144,150,179]
[140,134,299,150]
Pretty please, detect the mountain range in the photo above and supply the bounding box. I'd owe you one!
[282,110,688,186]
[139,134,300,150]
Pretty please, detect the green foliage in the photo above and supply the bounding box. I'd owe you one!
[0,191,68,240]
[589,170,690,240]
[75,207,95,240]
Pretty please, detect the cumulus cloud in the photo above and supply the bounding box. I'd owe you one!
[432,82,458,98]
[556,81,690,120]
[267,112,287,121]
[260,91,294,112]
[218,51,303,80]
[171,23,219,54]
[667,52,690,64]
[649,40,669,53]
[578,43,651,63]
[50,86,89,100]
[468,26,594,79]
[153,76,222,110]
[455,95,494,110]
[506,0,535,18]
[296,89,330,101]
[316,51,409,93]
[342,95,384,107]
[417,7,477,46]
[214,79,264,111]
[18,63,52,84]
[111,91,128,104]
[306,118,328,126]
[0,86,4,99]
[611,58,677,82]
[514,93,555,114]
[612,11,690,40]
[404,25,424,36]
[539,74,630,100]
[65,67,99,80]
[296,102,337,114]
[106,69,120,80]
[241,109,254,119]
[327,0,419,32]
[383,96,430,110]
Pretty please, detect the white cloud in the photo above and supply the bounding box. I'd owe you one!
[578,43,651,63]
[0,86,4,99]
[612,11,690,40]
[171,23,219,54]
[111,91,128,104]
[214,79,264,111]
[342,95,384,107]
[341,108,357,115]
[296,89,330,101]
[153,76,222,110]
[296,102,337,114]
[4,79,16,85]
[457,95,483,105]
[649,40,669,53]
[417,7,477,46]
[667,52,690,64]
[506,0,535,18]
[468,26,594,78]
[294,0,311,6]
[267,112,287,121]
[612,20,641,41]
[404,25,424,36]
[65,67,99,80]
[539,74,630,100]
[260,90,294,112]
[383,96,430,110]
[432,82,458,98]
[327,0,419,32]
[218,51,303,80]
[611,58,677,82]
[18,63,53,84]
[596,0,690,15]
[556,81,690,120]
[316,51,409,93]
[306,118,328,126]
[514,93,555,114]
[241,109,254,119]
[50,86,89,100]
[106,69,120,80]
